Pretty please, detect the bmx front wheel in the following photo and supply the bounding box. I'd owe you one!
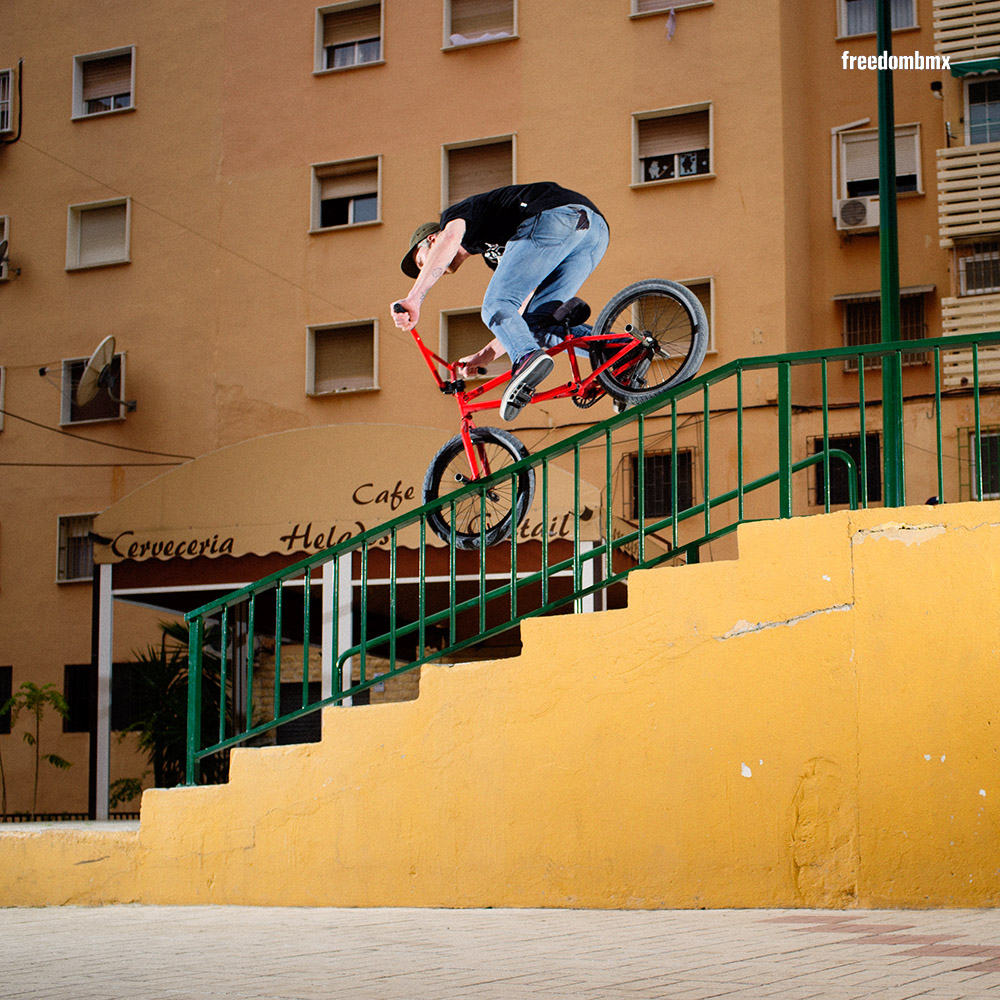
[590,279,709,404]
[423,426,535,549]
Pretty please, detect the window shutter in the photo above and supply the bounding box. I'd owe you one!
[82,53,131,101]
[318,160,378,200]
[78,204,127,267]
[450,0,514,37]
[314,325,375,393]
[638,111,709,159]
[894,129,918,176]
[843,129,917,182]
[323,4,380,46]
[447,141,513,204]
[635,0,671,12]
[446,312,507,378]
[843,134,879,183]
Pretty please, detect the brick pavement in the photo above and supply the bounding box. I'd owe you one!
[3,906,1000,999]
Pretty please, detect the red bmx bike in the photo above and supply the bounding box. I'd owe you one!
[403,279,709,548]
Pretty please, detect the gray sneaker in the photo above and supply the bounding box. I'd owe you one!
[500,349,554,421]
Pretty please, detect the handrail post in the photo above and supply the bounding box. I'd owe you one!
[185,615,203,786]
[778,362,792,518]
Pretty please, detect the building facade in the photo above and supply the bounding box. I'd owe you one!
[1,0,997,814]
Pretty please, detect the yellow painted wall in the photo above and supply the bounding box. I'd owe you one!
[2,501,998,908]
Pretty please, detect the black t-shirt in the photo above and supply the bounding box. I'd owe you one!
[439,182,604,270]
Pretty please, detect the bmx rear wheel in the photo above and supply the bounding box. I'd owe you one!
[590,279,709,404]
[423,426,534,549]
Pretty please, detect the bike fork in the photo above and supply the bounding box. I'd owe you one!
[457,421,502,500]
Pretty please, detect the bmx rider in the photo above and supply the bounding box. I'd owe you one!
[391,182,609,421]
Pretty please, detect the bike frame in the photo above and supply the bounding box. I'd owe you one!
[409,324,641,481]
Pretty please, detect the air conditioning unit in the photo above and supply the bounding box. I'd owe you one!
[837,196,879,232]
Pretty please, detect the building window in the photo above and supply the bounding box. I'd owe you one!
[839,0,916,36]
[630,0,712,14]
[72,48,134,119]
[276,683,322,744]
[0,666,11,735]
[0,215,9,281]
[957,241,1000,295]
[312,157,379,230]
[0,69,12,133]
[444,137,514,206]
[967,427,1000,499]
[839,125,920,198]
[967,80,1000,145]
[627,450,694,519]
[812,433,881,506]
[60,351,126,424]
[839,289,929,370]
[633,106,711,185]
[316,2,382,72]
[680,278,715,352]
[307,321,378,394]
[445,0,516,47]
[66,199,130,270]
[62,663,93,733]
[441,310,507,380]
[57,514,96,583]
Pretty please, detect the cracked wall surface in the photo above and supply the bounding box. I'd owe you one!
[1,501,998,908]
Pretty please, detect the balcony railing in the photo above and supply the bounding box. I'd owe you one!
[938,140,1000,246]
[933,0,1000,63]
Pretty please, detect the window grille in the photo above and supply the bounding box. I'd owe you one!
[0,69,11,133]
[842,292,928,370]
[626,450,694,519]
[957,241,1000,295]
[57,514,96,582]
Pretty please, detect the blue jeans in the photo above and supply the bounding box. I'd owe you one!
[480,205,610,364]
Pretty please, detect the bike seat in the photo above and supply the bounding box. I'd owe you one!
[552,297,591,328]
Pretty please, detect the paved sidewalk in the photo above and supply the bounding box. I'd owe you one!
[3,906,1000,999]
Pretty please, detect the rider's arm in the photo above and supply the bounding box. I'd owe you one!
[392,219,467,329]
[458,338,505,375]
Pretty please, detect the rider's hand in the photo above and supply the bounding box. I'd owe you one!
[392,298,419,330]
[458,341,499,376]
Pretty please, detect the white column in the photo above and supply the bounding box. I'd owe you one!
[321,561,334,699]
[96,563,113,821]
[337,551,354,706]
[576,541,599,614]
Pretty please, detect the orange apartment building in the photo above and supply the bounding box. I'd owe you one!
[1,0,998,816]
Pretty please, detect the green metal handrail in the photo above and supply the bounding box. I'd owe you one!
[183,330,1000,783]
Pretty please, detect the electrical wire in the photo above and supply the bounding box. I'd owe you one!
[0,462,180,467]
[18,137,366,330]
[0,407,193,460]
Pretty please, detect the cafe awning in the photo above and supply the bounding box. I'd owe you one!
[94,422,602,566]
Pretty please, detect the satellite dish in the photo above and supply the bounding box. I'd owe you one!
[75,335,136,412]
